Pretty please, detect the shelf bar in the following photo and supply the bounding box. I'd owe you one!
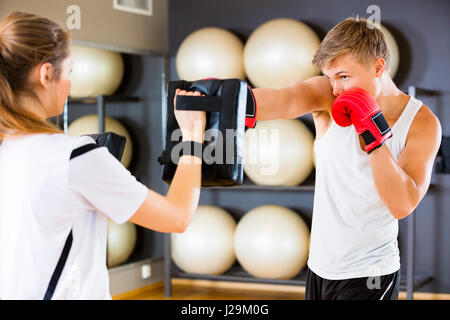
[68,95,139,104]
[175,271,432,295]
[164,233,172,297]
[161,54,168,151]
[63,99,69,133]
[161,54,172,298]
[406,211,415,300]
[203,183,437,193]
[405,86,417,301]
[97,95,105,134]
[413,276,433,292]
[402,86,437,96]
[204,185,315,192]
[172,272,307,286]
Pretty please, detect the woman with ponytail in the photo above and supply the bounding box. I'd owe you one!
[0,12,205,299]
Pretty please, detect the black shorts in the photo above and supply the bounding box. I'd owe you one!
[305,267,401,300]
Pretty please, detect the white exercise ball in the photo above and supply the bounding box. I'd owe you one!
[176,27,245,80]
[70,45,124,98]
[171,206,236,275]
[244,18,321,89]
[244,119,314,186]
[68,114,133,168]
[366,22,400,78]
[107,220,137,268]
[234,205,310,279]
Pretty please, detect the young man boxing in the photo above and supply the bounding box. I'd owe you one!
[253,18,441,300]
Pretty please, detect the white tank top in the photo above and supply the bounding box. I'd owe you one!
[308,96,423,280]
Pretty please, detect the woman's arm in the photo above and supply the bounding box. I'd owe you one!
[129,154,202,234]
[129,90,205,233]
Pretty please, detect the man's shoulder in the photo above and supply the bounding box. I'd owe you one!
[305,75,334,98]
[412,104,440,133]
[305,76,334,117]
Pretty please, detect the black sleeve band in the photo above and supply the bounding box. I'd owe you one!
[157,141,203,165]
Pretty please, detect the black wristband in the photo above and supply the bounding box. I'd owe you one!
[180,141,203,160]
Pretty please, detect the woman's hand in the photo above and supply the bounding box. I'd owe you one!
[174,89,206,143]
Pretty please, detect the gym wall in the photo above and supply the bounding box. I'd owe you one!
[0,0,168,54]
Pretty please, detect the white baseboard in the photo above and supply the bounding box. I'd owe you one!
[108,257,164,296]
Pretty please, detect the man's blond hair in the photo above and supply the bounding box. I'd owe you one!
[312,17,391,72]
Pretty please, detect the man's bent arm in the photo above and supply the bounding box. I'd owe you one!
[369,107,441,219]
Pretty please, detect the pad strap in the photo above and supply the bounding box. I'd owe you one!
[175,95,221,112]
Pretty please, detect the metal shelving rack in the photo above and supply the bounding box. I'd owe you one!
[162,86,438,300]
[402,86,437,299]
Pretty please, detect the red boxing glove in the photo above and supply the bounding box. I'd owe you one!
[332,88,392,153]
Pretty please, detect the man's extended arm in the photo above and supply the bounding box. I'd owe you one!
[253,76,334,120]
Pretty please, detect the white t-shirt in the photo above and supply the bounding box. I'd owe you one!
[0,133,148,299]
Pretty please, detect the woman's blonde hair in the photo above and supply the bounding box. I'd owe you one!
[312,17,391,72]
[0,12,70,140]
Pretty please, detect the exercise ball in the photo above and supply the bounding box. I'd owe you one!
[171,206,236,275]
[68,114,133,167]
[244,119,314,186]
[176,27,245,80]
[244,18,321,89]
[366,22,400,78]
[234,205,310,279]
[70,45,124,98]
[107,220,137,268]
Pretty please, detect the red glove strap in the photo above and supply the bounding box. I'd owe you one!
[245,85,257,128]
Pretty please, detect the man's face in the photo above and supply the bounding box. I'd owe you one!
[322,53,381,98]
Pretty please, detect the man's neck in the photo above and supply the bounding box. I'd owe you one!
[376,75,409,119]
